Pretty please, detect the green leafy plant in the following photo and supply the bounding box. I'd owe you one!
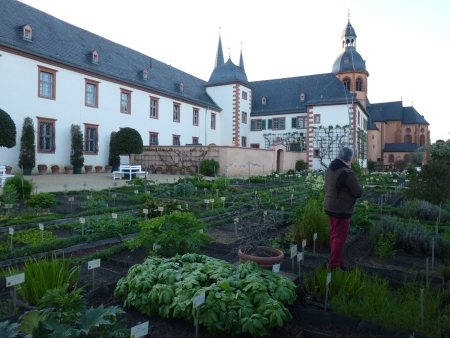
[3,174,33,201]
[81,197,107,209]
[0,321,19,338]
[112,127,143,165]
[127,211,213,256]
[115,254,296,337]
[74,214,139,239]
[199,158,219,176]
[0,108,16,149]
[295,159,307,171]
[13,228,58,245]
[70,124,84,168]
[18,117,35,170]
[373,230,397,259]
[24,192,57,208]
[108,131,121,168]
[174,182,195,197]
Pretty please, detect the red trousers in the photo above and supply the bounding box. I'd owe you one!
[327,216,350,270]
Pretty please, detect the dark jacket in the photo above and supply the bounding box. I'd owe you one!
[324,159,363,218]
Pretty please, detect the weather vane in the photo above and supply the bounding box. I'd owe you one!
[348,8,350,18]
[228,47,230,57]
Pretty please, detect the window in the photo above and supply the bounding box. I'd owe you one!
[290,143,300,151]
[404,154,410,163]
[180,83,184,92]
[242,112,247,124]
[404,134,412,143]
[85,79,99,108]
[173,103,180,122]
[271,117,285,130]
[23,24,32,40]
[84,124,99,154]
[356,78,363,91]
[211,113,216,129]
[37,117,56,154]
[192,137,199,145]
[262,97,266,105]
[143,69,148,80]
[389,154,394,163]
[343,78,351,91]
[300,93,305,101]
[120,89,131,114]
[297,117,307,129]
[150,97,159,119]
[241,136,247,147]
[314,114,320,124]
[149,132,159,145]
[38,66,57,99]
[251,119,266,131]
[250,144,260,148]
[313,149,320,158]
[193,109,199,126]
[420,135,425,146]
[92,51,99,64]
[242,91,247,100]
[173,135,180,146]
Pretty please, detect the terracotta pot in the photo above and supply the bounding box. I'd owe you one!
[238,246,284,269]
[51,166,60,174]
[38,165,48,175]
[185,169,193,176]
[155,167,163,174]
[5,166,12,174]
[105,166,112,173]
[95,166,103,173]
[174,169,182,175]
[147,167,155,174]
[165,168,173,175]
[64,167,73,174]
[84,166,93,174]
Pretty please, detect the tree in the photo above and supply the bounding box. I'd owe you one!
[409,150,424,166]
[70,124,84,168]
[108,131,120,168]
[0,108,16,148]
[112,127,143,164]
[18,117,35,170]
[421,139,450,164]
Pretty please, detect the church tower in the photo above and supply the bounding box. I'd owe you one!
[332,15,369,108]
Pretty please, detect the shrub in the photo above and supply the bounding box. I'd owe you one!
[351,160,362,178]
[398,199,450,223]
[108,131,120,168]
[373,230,397,259]
[112,127,143,164]
[70,124,84,167]
[174,183,195,197]
[295,159,307,171]
[13,228,58,245]
[3,175,33,201]
[0,108,16,149]
[199,158,219,176]
[211,175,229,191]
[24,192,57,208]
[18,117,35,169]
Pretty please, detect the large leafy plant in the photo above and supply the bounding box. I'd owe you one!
[115,254,296,337]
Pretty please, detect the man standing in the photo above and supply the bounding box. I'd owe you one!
[324,146,363,270]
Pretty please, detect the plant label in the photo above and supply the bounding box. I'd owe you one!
[158,207,164,212]
[38,223,44,231]
[153,243,161,251]
[313,233,318,240]
[112,213,118,219]
[68,197,74,202]
[112,194,117,198]
[290,245,297,258]
[204,199,209,204]
[88,259,101,270]
[6,273,25,287]
[326,272,331,285]
[263,211,267,216]
[79,217,85,224]
[198,229,204,234]
[142,209,148,214]
[5,204,13,209]
[204,188,207,191]
[220,197,225,201]
[281,207,284,211]
[192,292,205,308]
[302,239,307,249]
[87,195,92,199]
[134,190,138,195]
[234,218,239,223]
[297,252,303,262]
[9,227,14,236]
[130,321,149,338]
[209,199,214,203]
[272,264,280,273]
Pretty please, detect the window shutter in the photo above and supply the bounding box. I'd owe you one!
[250,119,255,131]
[95,129,99,153]
[51,124,56,151]
[262,119,266,130]
[291,117,297,128]
[268,119,272,130]
[280,118,285,130]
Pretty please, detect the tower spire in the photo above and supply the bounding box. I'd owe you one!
[239,42,245,70]
[214,28,224,69]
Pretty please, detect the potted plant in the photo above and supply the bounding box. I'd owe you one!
[37,164,48,175]
[5,165,12,174]
[174,166,182,175]
[155,166,163,174]
[165,166,173,175]
[147,165,155,174]
[105,165,113,173]
[70,124,84,174]
[108,131,120,172]
[367,160,376,173]
[18,117,36,175]
[95,165,103,173]
[238,246,284,269]
[51,164,60,174]
[84,165,93,174]
[64,165,73,174]
[185,166,193,176]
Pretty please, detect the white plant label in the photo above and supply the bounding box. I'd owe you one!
[221,197,225,201]
[326,272,331,285]
[272,263,280,273]
[142,209,148,214]
[68,197,74,202]
[153,243,161,251]
[88,259,101,270]
[158,207,164,212]
[198,229,204,234]
[204,199,209,204]
[6,273,25,287]
[130,321,149,338]
[192,292,206,308]
[38,223,44,231]
[9,227,14,236]
[134,190,138,194]
[290,245,297,258]
[234,218,239,223]
[111,213,118,219]
[302,239,307,249]
[297,252,304,262]
[79,217,85,224]
[313,233,318,240]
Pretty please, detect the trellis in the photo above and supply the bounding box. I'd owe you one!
[312,125,349,168]
[262,131,307,152]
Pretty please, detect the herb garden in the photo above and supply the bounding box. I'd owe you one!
[1,163,450,338]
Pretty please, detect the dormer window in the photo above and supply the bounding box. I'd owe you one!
[23,24,32,41]
[143,69,148,81]
[92,50,99,64]
[262,97,267,105]
[180,82,184,92]
[300,93,305,101]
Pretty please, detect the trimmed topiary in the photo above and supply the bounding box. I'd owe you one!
[112,127,143,164]
[0,108,16,148]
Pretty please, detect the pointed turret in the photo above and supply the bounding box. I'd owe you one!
[214,35,224,69]
[239,45,245,70]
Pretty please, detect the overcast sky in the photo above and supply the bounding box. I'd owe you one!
[18,0,450,142]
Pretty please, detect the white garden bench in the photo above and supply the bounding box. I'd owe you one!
[0,166,14,188]
[112,165,147,180]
